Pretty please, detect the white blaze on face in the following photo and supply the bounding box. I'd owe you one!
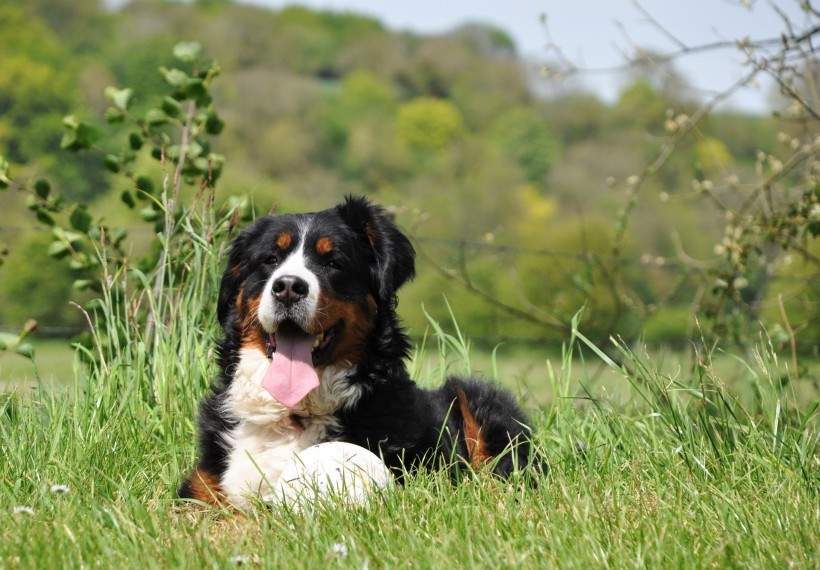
[257,227,321,332]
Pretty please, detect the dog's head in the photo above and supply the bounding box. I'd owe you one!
[217,196,415,407]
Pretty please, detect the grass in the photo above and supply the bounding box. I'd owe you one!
[3,323,818,569]
[2,206,818,569]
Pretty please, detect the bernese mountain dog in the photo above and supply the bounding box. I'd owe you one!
[179,196,535,507]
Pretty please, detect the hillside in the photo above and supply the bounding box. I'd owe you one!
[0,0,817,349]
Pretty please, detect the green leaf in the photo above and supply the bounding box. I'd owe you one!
[69,205,92,232]
[161,67,188,87]
[0,156,10,189]
[62,115,80,129]
[182,78,207,102]
[192,157,210,174]
[14,344,34,359]
[104,87,134,111]
[140,207,160,222]
[173,41,202,62]
[104,154,121,173]
[54,227,85,246]
[68,257,87,270]
[0,332,19,351]
[145,108,169,126]
[60,132,78,151]
[129,132,144,151]
[104,107,124,124]
[161,96,182,118]
[73,279,94,291]
[76,122,100,148]
[36,210,55,226]
[135,176,154,195]
[187,141,203,159]
[112,228,128,248]
[34,178,51,200]
[61,116,100,151]
[205,111,225,135]
[64,230,85,246]
[121,190,136,208]
[47,240,70,258]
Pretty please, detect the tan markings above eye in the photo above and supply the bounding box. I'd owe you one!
[316,236,333,255]
[275,232,292,250]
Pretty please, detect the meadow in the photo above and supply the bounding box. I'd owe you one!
[2,314,818,568]
[1,6,818,566]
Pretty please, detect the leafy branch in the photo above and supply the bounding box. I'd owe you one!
[0,41,239,353]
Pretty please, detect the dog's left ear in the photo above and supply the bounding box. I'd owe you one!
[336,196,416,301]
[216,227,252,330]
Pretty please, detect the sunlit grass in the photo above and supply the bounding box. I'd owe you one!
[2,206,818,568]
[3,318,818,568]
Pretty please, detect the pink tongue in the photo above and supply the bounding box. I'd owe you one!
[261,333,320,408]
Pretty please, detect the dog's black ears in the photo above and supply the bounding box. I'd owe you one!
[336,196,416,301]
[216,227,251,329]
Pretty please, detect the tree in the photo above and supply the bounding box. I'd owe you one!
[396,98,464,151]
[491,108,560,184]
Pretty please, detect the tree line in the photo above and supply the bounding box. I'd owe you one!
[0,0,817,357]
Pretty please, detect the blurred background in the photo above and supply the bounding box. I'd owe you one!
[1,0,818,386]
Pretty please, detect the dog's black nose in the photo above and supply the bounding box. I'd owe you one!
[272,275,309,306]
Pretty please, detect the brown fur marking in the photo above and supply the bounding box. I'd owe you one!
[456,387,490,469]
[186,469,227,506]
[240,293,266,353]
[275,231,292,250]
[316,236,333,255]
[314,293,376,366]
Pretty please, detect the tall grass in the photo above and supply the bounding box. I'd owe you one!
[1,202,818,568]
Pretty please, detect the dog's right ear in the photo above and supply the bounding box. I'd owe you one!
[216,229,250,330]
[336,196,416,302]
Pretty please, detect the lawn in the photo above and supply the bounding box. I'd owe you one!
[2,321,818,569]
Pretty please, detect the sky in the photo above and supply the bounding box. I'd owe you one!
[234,0,809,113]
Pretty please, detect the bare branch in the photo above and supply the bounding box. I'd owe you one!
[413,238,569,334]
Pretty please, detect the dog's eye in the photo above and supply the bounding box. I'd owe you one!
[325,259,340,270]
[265,252,281,265]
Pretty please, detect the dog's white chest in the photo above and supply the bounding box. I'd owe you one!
[218,348,359,506]
[220,420,321,506]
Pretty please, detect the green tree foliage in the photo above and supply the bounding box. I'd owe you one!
[0,0,815,353]
[613,79,670,132]
[0,232,86,328]
[451,23,517,57]
[266,7,385,77]
[11,0,111,53]
[339,70,399,117]
[396,98,464,151]
[0,6,74,164]
[543,93,608,144]
[492,108,560,183]
[762,237,820,344]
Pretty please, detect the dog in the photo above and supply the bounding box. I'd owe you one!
[179,196,535,507]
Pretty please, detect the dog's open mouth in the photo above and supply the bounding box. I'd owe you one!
[264,320,341,367]
[261,320,342,408]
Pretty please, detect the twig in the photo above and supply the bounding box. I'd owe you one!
[633,0,687,51]
[145,101,198,348]
[414,237,569,333]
